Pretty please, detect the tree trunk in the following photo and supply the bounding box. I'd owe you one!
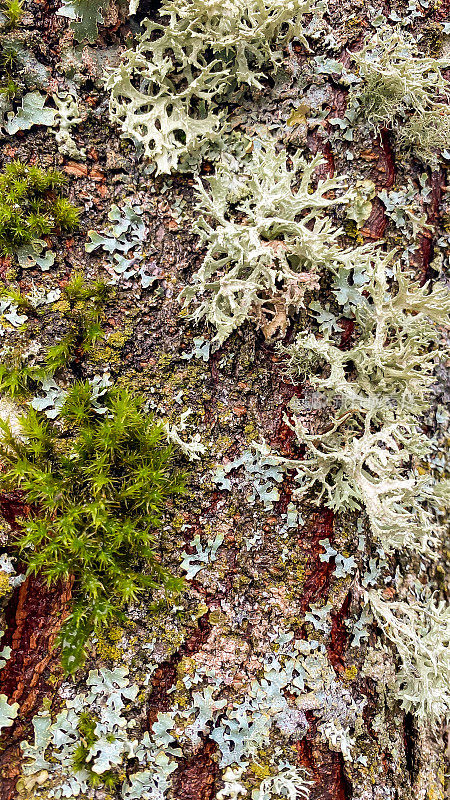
[0,1,448,799]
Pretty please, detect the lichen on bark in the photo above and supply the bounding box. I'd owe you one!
[0,0,449,799]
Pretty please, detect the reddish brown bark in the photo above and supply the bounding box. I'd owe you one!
[0,574,72,713]
[0,493,72,799]
[172,739,220,800]
[419,168,445,284]
[147,615,212,727]
[295,737,350,800]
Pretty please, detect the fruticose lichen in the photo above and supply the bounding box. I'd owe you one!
[273,252,449,557]
[368,589,450,723]
[349,29,450,162]
[106,0,322,173]
[181,141,367,346]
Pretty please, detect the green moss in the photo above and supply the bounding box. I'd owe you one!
[0,275,111,398]
[0,77,19,98]
[1,0,24,27]
[0,354,39,399]
[0,161,79,258]
[0,384,187,674]
[45,275,111,373]
[72,712,118,790]
[0,40,19,70]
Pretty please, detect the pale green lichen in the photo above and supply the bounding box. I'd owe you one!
[5,91,55,135]
[273,252,450,556]
[52,92,85,159]
[212,441,284,509]
[181,141,364,345]
[368,590,450,724]
[209,634,364,766]
[164,408,206,461]
[397,107,450,165]
[56,0,109,43]
[0,693,18,732]
[349,30,450,163]
[346,179,376,228]
[21,638,350,796]
[106,0,322,173]
[251,762,312,800]
[180,531,224,579]
[85,202,153,287]
[19,667,156,797]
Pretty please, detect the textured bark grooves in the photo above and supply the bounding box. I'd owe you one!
[0,573,72,800]
[327,594,351,673]
[0,492,71,714]
[295,739,350,800]
[0,494,72,799]
[299,510,335,617]
[147,615,212,725]
[419,168,445,283]
[0,574,72,712]
[378,129,396,190]
[171,740,220,800]
[147,616,220,797]
[0,751,19,800]
[0,493,30,530]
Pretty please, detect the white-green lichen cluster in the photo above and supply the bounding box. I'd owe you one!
[265,252,450,722]
[19,635,363,797]
[181,141,363,345]
[19,666,177,798]
[85,202,153,286]
[368,590,450,722]
[274,253,450,558]
[106,0,321,173]
[348,30,450,163]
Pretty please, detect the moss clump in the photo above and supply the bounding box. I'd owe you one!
[0,275,111,398]
[1,0,24,27]
[0,384,186,673]
[45,273,111,373]
[0,349,44,399]
[0,161,79,257]
[0,76,19,99]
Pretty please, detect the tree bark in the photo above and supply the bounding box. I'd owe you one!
[0,1,448,799]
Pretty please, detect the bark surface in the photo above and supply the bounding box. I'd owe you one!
[0,1,449,799]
